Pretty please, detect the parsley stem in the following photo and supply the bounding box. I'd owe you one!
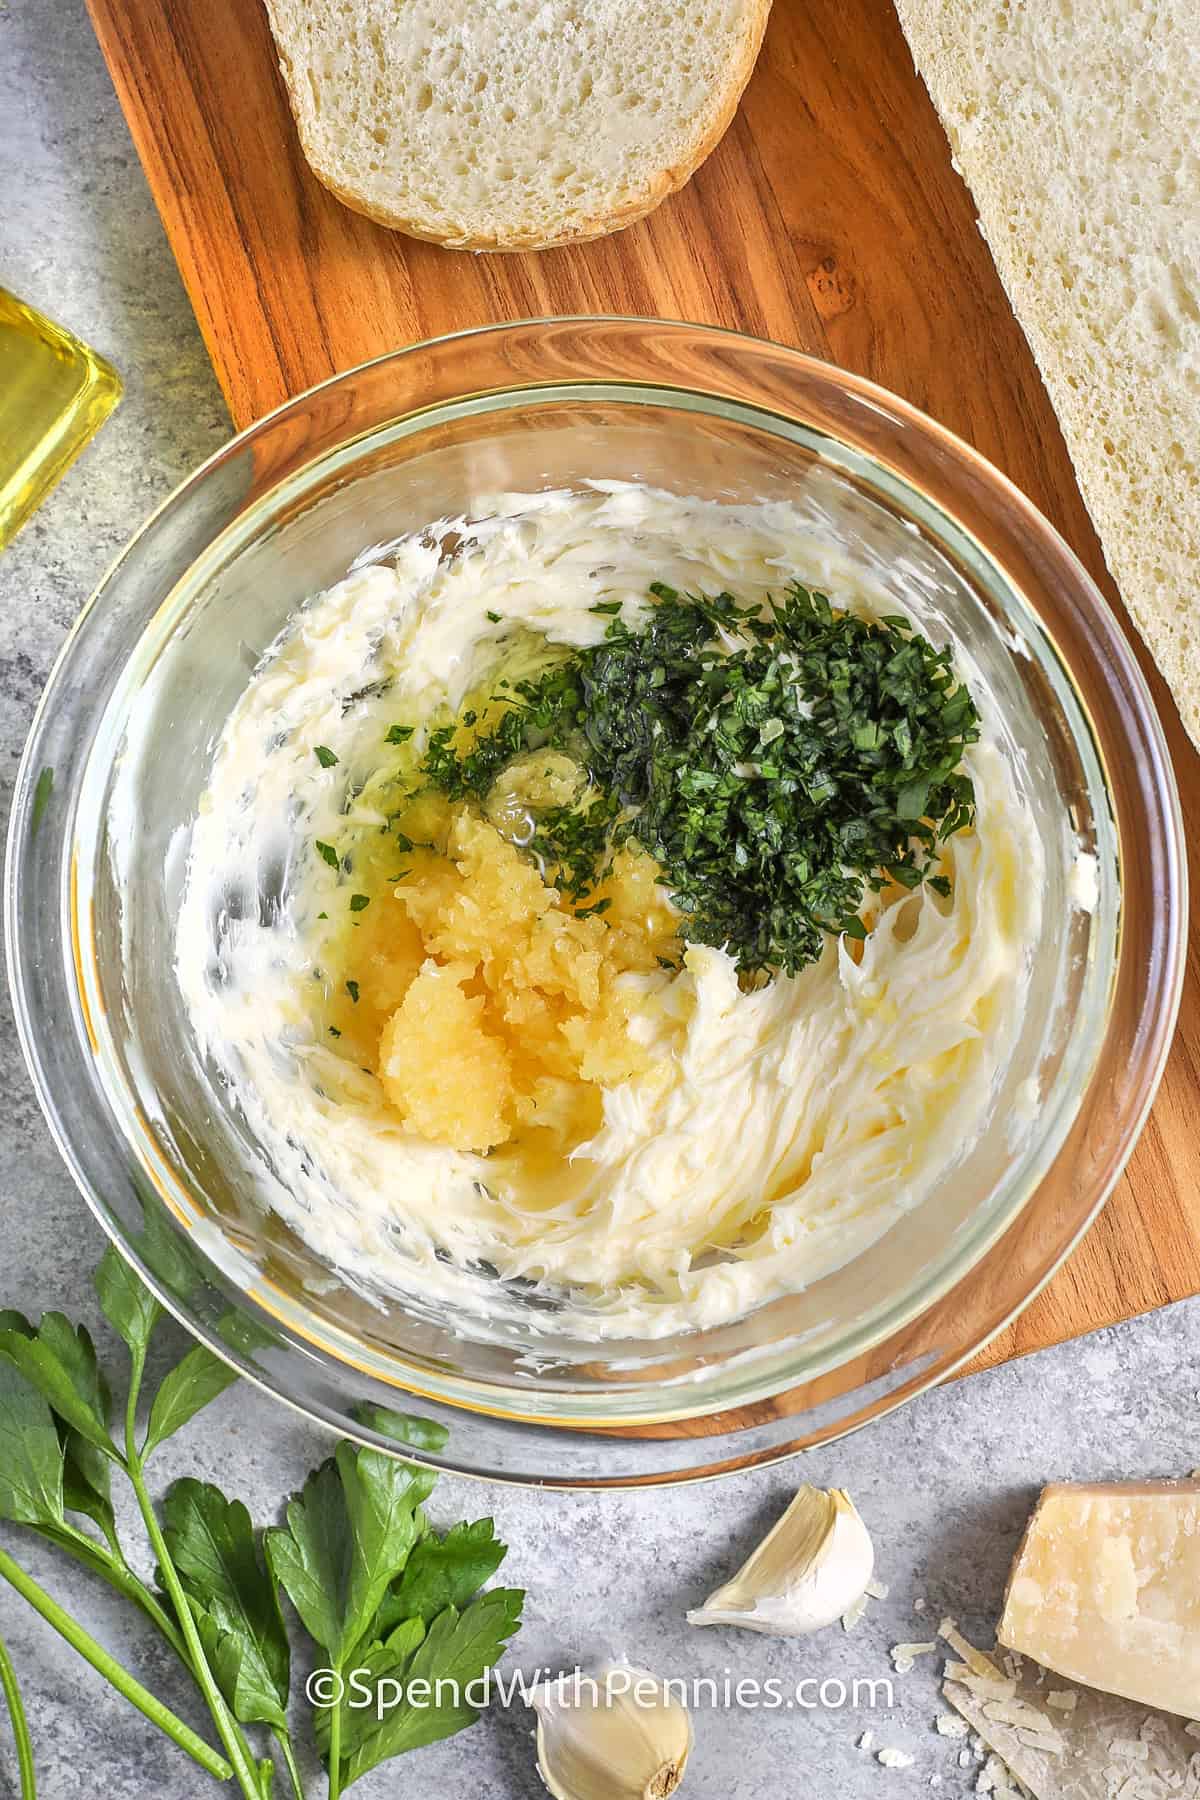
[327,1684,343,1800]
[274,1727,304,1800]
[123,1344,262,1799]
[0,1624,36,1800]
[37,1522,189,1663]
[0,1546,230,1783]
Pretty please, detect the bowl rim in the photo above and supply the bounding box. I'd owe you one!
[6,316,1187,1485]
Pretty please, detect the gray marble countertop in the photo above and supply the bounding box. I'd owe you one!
[1,2,1194,1795]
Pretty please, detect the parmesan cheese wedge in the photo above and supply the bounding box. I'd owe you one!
[998,1482,1200,1719]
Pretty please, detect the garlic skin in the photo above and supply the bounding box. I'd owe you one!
[531,1659,692,1800]
[687,1485,874,1636]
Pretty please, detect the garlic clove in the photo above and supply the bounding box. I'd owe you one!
[687,1484,874,1636]
[531,1659,692,1800]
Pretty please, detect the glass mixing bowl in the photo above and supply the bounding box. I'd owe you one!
[7,319,1185,1486]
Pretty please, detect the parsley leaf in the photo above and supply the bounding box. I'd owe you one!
[0,1355,67,1528]
[340,1590,524,1786]
[0,1314,115,1463]
[31,765,54,837]
[94,1244,161,1360]
[143,1344,239,1459]
[314,840,341,870]
[162,1479,292,1734]
[314,746,339,768]
[375,1519,507,1634]
[354,1403,449,1454]
[265,1444,433,1670]
[349,894,370,912]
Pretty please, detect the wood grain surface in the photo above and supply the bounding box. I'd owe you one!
[86,0,1200,1374]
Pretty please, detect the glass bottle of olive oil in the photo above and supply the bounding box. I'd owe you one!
[0,288,122,550]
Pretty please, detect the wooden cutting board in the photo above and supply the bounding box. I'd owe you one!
[87,0,1200,1373]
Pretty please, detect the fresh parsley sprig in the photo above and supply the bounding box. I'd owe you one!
[0,1264,261,1796]
[0,1253,523,1798]
[263,1442,522,1798]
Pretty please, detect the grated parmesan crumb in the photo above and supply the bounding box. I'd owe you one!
[981,1699,1052,1733]
[1046,1690,1077,1712]
[892,1638,937,1676]
[878,1748,915,1769]
[867,1579,890,1601]
[859,1730,876,1752]
[976,1754,1012,1795]
[842,1592,869,1632]
[944,1662,1017,1703]
[937,1621,1005,1683]
[1014,1727,1065,1756]
[914,1597,927,1614]
[936,1714,969,1739]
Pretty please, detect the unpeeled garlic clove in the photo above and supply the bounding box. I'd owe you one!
[531,1659,692,1800]
[687,1484,874,1636]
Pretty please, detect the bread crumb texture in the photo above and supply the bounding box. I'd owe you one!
[264,0,771,248]
[895,0,1200,747]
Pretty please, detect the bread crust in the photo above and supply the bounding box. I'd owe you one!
[266,0,773,253]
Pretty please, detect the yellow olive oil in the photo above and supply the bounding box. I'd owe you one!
[0,288,122,549]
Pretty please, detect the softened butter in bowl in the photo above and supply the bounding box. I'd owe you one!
[174,483,1048,1343]
[9,321,1181,1485]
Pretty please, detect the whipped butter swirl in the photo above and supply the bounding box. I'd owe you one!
[176,484,1045,1340]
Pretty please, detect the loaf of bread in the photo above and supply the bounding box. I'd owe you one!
[894,0,1200,747]
[263,0,772,252]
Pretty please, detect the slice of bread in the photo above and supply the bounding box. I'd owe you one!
[264,0,772,252]
[894,0,1200,748]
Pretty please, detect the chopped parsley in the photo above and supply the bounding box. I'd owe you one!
[314,839,340,869]
[313,744,339,768]
[346,979,360,1003]
[420,581,980,979]
[423,662,581,802]
[349,893,371,912]
[486,609,502,623]
[385,724,414,745]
